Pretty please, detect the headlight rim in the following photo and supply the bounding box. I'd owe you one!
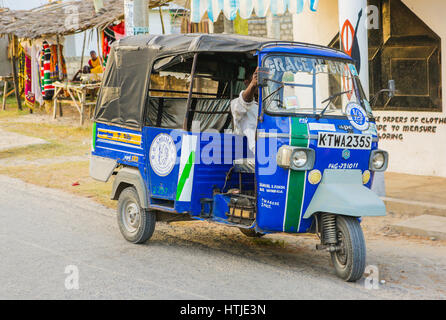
[372,152,385,169]
[291,150,308,168]
[369,149,388,172]
[277,146,315,171]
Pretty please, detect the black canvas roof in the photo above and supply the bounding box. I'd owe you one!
[94,34,269,129]
[114,33,269,56]
[94,34,343,129]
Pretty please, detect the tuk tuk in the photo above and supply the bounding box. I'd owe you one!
[90,34,388,282]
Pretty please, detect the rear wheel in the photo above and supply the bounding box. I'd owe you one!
[330,216,366,282]
[239,228,265,238]
[117,187,156,244]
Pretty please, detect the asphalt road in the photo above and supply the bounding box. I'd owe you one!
[0,175,444,300]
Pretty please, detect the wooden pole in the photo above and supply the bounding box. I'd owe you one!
[96,28,101,59]
[80,31,87,71]
[159,6,166,34]
[10,35,22,111]
[2,79,8,111]
[56,34,63,81]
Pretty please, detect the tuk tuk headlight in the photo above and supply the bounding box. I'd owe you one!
[277,146,315,171]
[373,153,385,169]
[369,150,388,172]
[292,150,307,168]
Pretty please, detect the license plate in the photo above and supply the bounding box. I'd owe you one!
[318,132,372,150]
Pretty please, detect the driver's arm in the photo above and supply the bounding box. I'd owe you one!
[242,68,258,103]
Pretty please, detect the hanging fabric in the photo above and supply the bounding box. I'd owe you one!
[102,21,125,68]
[234,11,248,35]
[42,41,54,101]
[49,44,67,81]
[24,50,35,109]
[17,44,25,95]
[31,44,43,106]
[191,0,319,23]
[50,45,58,80]
[40,50,44,96]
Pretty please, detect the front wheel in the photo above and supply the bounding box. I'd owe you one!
[330,216,366,282]
[117,187,156,244]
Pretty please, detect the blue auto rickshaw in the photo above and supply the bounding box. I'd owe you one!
[90,34,389,281]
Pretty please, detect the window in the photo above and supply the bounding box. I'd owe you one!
[330,0,442,112]
[262,54,372,117]
[146,53,256,131]
[149,73,219,98]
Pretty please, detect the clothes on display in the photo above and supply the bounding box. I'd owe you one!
[17,45,25,94]
[31,44,43,105]
[42,41,54,101]
[49,45,67,81]
[24,50,34,108]
[102,21,125,68]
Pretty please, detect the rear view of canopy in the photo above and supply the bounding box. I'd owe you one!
[190,0,320,23]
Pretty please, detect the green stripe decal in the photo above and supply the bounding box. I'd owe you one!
[283,118,309,232]
[92,122,97,151]
[176,151,195,201]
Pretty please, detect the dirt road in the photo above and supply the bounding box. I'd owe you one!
[0,174,444,299]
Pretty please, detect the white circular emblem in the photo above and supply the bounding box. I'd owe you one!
[149,133,176,176]
[346,102,369,131]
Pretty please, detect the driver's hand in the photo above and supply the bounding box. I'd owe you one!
[251,67,259,88]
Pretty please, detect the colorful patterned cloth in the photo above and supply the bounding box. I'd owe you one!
[42,41,54,101]
[102,21,125,67]
[18,45,25,94]
[49,45,67,81]
[24,52,35,108]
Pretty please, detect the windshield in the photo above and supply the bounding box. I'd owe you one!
[262,54,372,117]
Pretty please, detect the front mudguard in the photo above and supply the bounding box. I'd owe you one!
[111,167,149,209]
[303,169,386,219]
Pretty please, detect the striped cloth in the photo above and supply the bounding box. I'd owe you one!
[42,41,54,101]
[40,50,45,95]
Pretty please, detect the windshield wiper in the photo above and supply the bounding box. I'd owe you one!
[316,90,351,120]
[262,83,284,103]
[259,81,284,122]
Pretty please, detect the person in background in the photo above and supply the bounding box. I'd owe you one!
[88,50,103,74]
[71,66,93,82]
[230,67,259,155]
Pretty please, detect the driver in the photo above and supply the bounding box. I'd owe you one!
[230,67,259,155]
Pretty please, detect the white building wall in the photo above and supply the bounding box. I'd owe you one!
[148,10,172,35]
[374,0,446,177]
[292,0,446,177]
[292,0,339,45]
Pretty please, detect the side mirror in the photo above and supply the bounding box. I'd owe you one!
[257,67,271,88]
[388,79,396,98]
[371,79,396,107]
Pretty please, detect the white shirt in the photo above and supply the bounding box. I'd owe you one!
[230,90,258,155]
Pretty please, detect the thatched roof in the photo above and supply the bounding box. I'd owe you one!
[0,0,177,40]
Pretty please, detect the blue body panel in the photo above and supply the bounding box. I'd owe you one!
[255,115,378,234]
[252,47,378,234]
[144,127,182,202]
[92,44,383,235]
[93,122,146,175]
[93,123,250,215]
